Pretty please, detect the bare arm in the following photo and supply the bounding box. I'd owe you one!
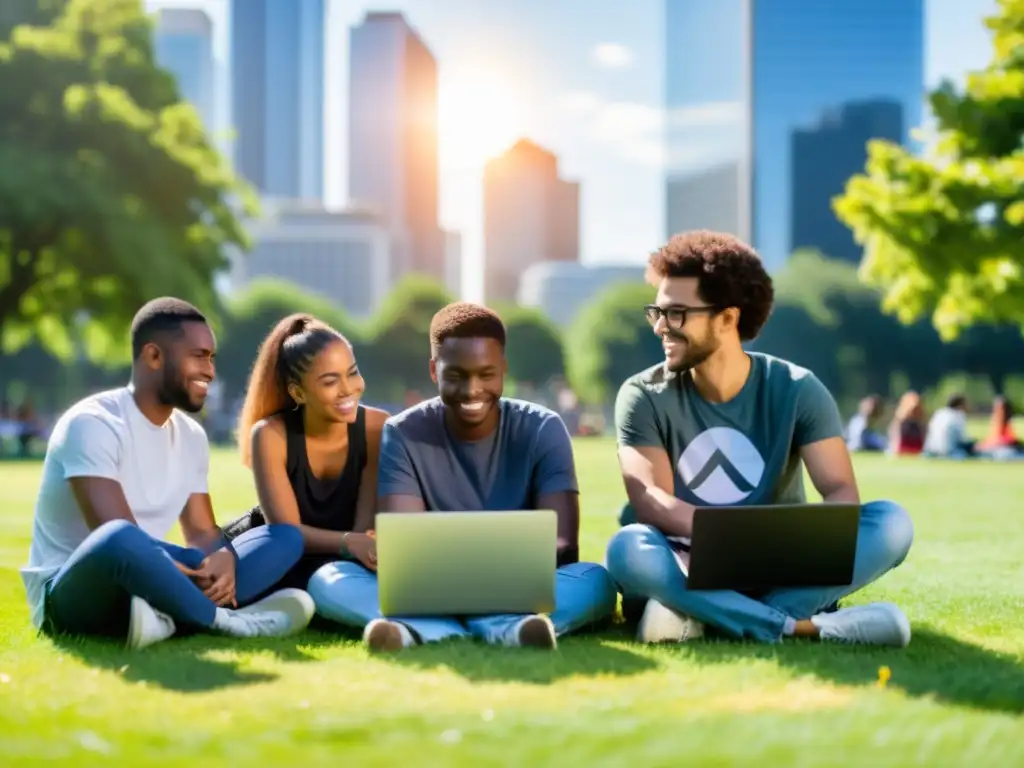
[618,445,695,537]
[536,490,580,566]
[250,418,356,554]
[352,408,388,531]
[68,477,138,530]
[178,492,225,552]
[801,436,860,504]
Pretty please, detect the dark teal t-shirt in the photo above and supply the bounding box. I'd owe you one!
[615,353,844,520]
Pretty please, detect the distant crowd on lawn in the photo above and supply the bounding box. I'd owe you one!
[845,392,1022,460]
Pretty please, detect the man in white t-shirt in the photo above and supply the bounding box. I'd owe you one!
[924,394,975,457]
[21,298,316,649]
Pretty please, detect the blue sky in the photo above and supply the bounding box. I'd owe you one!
[149,0,1000,300]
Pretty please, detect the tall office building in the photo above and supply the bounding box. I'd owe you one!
[664,0,924,271]
[153,8,215,130]
[517,262,645,328]
[791,100,903,262]
[230,200,391,319]
[483,140,579,305]
[231,0,324,200]
[348,12,442,282]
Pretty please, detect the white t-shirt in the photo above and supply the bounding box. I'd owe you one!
[20,387,210,629]
[924,406,967,456]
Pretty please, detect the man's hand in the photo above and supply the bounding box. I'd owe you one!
[344,532,377,572]
[197,549,237,607]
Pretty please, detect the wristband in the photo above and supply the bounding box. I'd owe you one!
[218,530,239,563]
[339,532,352,559]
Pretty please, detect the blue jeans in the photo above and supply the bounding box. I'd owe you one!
[307,561,617,644]
[605,500,914,643]
[44,519,305,638]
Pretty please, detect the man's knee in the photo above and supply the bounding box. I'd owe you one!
[90,519,147,555]
[262,523,305,561]
[863,500,914,567]
[559,561,617,608]
[605,524,674,590]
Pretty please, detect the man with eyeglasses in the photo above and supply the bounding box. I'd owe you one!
[604,230,914,648]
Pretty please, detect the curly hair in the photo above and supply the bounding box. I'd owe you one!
[429,302,506,357]
[647,230,774,342]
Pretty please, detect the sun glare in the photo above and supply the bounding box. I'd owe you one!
[439,72,528,170]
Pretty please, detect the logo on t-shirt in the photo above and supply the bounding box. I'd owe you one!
[677,427,765,505]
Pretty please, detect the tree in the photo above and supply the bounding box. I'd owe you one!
[360,276,453,401]
[498,305,565,386]
[564,282,662,404]
[0,0,256,359]
[832,0,1024,340]
[218,280,362,400]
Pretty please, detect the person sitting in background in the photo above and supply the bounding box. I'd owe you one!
[19,298,314,650]
[976,396,1023,457]
[222,313,387,593]
[605,231,914,648]
[887,391,926,456]
[845,395,887,452]
[923,394,975,458]
[307,302,617,652]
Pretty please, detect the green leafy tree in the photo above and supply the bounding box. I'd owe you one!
[498,305,565,386]
[564,282,662,404]
[0,0,255,359]
[361,276,453,401]
[218,280,362,400]
[833,0,1024,340]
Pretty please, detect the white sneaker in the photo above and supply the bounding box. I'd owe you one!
[507,615,557,649]
[811,602,911,647]
[217,588,316,638]
[637,599,705,644]
[363,619,417,652]
[126,596,176,649]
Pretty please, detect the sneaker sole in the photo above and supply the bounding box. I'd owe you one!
[237,588,316,635]
[518,616,557,649]
[126,596,148,649]
[363,621,406,652]
[637,599,704,644]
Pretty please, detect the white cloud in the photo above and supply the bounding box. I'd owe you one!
[557,93,744,168]
[592,43,632,69]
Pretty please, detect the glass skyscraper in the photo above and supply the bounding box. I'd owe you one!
[664,0,924,271]
[154,8,214,132]
[231,0,325,200]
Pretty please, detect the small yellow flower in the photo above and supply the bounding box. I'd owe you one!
[877,665,892,687]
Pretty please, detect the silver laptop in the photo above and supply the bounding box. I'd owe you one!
[375,510,557,616]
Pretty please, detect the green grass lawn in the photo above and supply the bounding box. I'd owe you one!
[1,439,1022,766]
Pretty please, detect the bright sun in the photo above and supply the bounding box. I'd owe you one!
[438,72,528,170]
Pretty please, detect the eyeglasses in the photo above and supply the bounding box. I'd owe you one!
[643,304,717,330]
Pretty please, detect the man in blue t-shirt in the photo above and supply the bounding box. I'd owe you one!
[308,302,616,651]
[607,230,915,647]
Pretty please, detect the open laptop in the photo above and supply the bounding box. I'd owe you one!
[375,510,557,616]
[684,503,860,592]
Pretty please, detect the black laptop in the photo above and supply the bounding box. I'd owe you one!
[685,503,860,591]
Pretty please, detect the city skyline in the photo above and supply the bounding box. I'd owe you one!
[147,0,999,301]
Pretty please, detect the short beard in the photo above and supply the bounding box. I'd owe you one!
[665,334,717,374]
[157,362,202,413]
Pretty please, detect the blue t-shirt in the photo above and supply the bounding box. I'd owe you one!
[377,397,578,510]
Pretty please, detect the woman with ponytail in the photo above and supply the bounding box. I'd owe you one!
[224,313,387,592]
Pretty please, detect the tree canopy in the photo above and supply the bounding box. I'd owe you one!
[833,0,1024,340]
[498,304,566,386]
[0,0,255,359]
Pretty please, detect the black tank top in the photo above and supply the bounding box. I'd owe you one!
[283,405,367,532]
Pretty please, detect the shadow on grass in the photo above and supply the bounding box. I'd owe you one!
[674,627,1024,715]
[49,628,343,693]
[381,626,657,684]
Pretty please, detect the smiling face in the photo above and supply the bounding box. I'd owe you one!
[290,339,365,425]
[430,336,506,437]
[648,277,723,373]
[154,321,216,413]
